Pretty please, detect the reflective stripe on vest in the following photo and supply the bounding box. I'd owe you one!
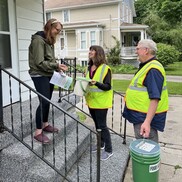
[125,60,168,113]
[133,61,163,87]
[129,85,167,92]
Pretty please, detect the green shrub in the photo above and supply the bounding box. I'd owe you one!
[109,64,137,74]
[106,36,121,65]
[75,64,87,73]
[157,43,181,67]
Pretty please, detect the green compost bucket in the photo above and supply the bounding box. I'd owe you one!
[129,139,160,182]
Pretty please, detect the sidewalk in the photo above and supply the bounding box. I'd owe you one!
[123,96,182,182]
[80,73,182,181]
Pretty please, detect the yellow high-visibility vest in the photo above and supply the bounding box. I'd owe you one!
[85,64,113,109]
[125,60,168,113]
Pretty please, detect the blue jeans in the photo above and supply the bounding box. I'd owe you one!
[31,76,54,129]
[89,108,112,153]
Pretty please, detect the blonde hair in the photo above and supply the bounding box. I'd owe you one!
[44,18,63,45]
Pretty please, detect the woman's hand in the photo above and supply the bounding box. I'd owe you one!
[90,80,96,85]
[59,64,68,71]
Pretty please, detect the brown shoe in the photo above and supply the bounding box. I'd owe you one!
[43,125,59,133]
[34,133,50,144]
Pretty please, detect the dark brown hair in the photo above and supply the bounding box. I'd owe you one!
[88,45,107,67]
[44,18,63,45]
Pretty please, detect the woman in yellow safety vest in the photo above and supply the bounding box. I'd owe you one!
[85,45,113,161]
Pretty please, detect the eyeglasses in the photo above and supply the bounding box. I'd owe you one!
[54,27,62,33]
[136,47,148,51]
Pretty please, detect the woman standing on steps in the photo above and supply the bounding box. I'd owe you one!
[85,45,113,160]
[28,18,68,144]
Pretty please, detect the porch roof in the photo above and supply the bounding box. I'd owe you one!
[62,21,105,30]
[120,22,148,30]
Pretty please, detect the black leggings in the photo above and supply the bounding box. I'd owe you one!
[89,108,112,153]
[32,76,54,129]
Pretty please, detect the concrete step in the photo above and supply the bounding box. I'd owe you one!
[66,134,130,182]
[0,113,79,182]
[23,123,92,182]
[0,93,79,150]
[0,92,131,182]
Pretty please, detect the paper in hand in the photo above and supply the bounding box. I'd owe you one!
[50,71,73,90]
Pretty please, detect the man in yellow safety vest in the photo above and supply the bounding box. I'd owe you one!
[123,39,168,143]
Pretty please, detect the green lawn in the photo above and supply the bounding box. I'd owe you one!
[55,79,182,95]
[165,62,182,76]
[113,80,182,95]
[112,61,182,95]
[56,62,182,94]
[110,61,182,75]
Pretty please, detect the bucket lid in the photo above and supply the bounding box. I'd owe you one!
[129,139,160,157]
[76,77,91,82]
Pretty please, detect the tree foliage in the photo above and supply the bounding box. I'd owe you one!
[158,0,182,25]
[134,0,182,60]
[135,0,182,26]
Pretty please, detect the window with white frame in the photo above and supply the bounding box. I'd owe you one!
[90,31,96,45]
[46,12,51,22]
[99,31,103,46]
[63,10,70,23]
[60,38,64,50]
[81,60,88,67]
[81,32,86,49]
[0,0,11,68]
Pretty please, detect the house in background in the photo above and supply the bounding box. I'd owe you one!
[45,0,148,67]
[0,0,44,106]
[0,0,147,106]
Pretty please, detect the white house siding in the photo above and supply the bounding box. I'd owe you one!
[70,5,118,22]
[70,4,120,49]
[15,0,44,100]
[51,3,121,61]
[66,32,76,58]
[45,0,139,65]
[122,0,133,23]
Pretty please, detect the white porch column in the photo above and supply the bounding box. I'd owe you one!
[140,30,144,40]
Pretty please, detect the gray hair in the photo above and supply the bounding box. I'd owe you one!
[138,39,157,55]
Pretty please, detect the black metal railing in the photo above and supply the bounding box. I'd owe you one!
[0,57,128,181]
[0,65,102,182]
[58,58,127,144]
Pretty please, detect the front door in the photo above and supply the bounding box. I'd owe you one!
[0,0,19,106]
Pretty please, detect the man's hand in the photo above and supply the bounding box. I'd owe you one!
[140,99,159,138]
[140,121,151,138]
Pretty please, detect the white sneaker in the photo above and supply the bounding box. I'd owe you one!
[101,151,113,161]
